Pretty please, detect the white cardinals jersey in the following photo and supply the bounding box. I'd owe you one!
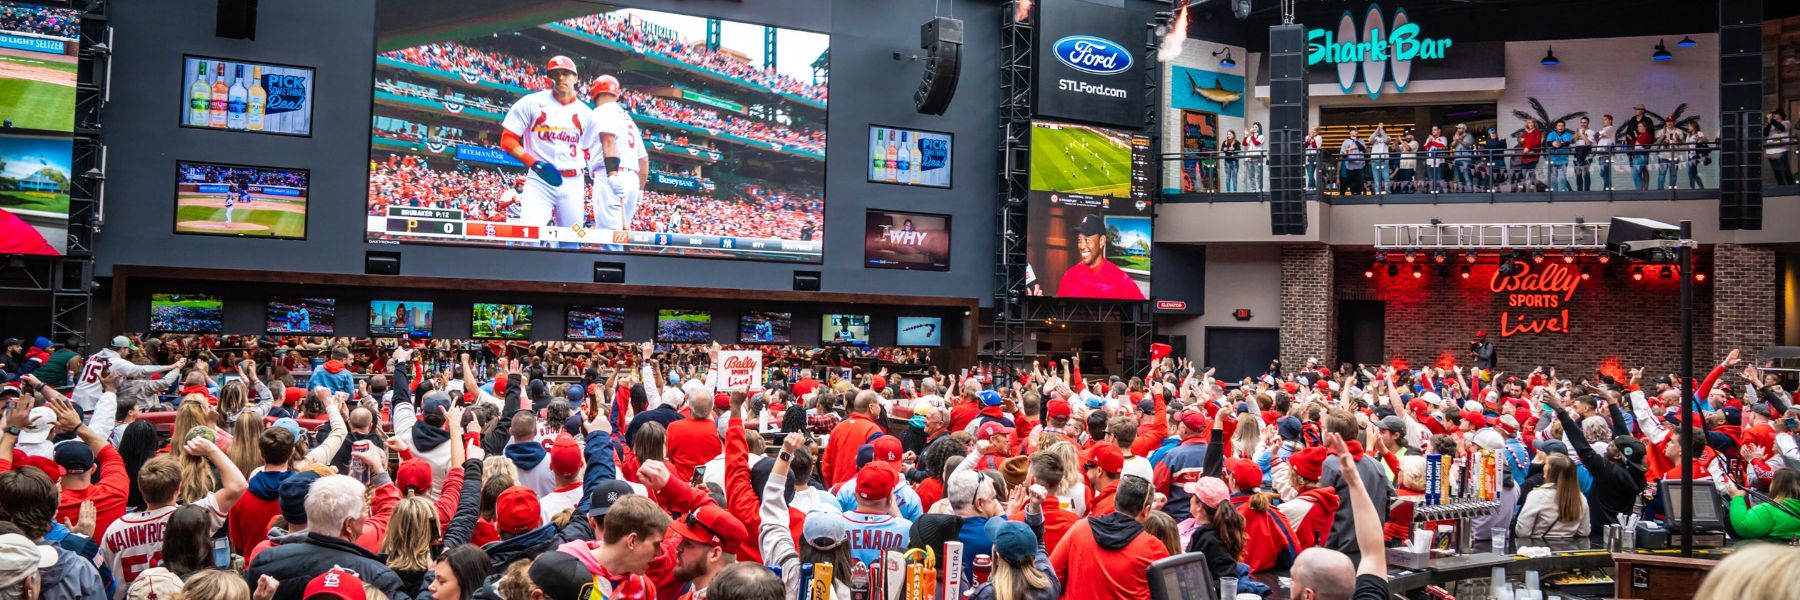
[502,90,595,172]
[100,496,226,592]
[589,101,646,169]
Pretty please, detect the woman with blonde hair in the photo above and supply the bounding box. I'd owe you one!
[227,408,265,477]
[173,569,251,600]
[1042,439,1088,516]
[1694,543,1800,600]
[967,482,1060,600]
[1514,453,1590,539]
[173,397,223,451]
[176,423,222,504]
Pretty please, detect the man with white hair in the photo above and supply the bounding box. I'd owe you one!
[1289,433,1389,600]
[0,530,55,600]
[243,475,403,600]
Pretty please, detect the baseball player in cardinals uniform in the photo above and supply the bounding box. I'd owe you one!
[498,176,525,220]
[500,55,596,233]
[586,75,647,233]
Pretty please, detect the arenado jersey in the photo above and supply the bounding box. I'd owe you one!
[502,90,595,171]
[841,510,911,565]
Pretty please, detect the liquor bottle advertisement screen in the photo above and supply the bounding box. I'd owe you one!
[180,55,315,137]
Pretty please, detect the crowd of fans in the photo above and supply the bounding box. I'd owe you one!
[0,3,78,40]
[557,13,827,104]
[178,164,309,188]
[378,42,825,156]
[5,327,1798,600]
[367,154,822,240]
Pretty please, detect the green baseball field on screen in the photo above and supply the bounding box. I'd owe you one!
[0,52,77,133]
[0,188,68,214]
[174,194,308,238]
[1028,123,1131,197]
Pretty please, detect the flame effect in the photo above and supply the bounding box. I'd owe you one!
[1157,4,1188,62]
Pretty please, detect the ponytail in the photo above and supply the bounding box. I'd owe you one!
[1246,490,1280,512]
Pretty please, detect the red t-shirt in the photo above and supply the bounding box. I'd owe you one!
[1056,260,1145,300]
[664,416,723,484]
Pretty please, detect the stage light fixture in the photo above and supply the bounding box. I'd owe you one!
[1694,272,1706,282]
[1540,46,1559,66]
[1432,249,1447,263]
[1374,250,1387,262]
[1562,253,1576,264]
[1677,36,1696,48]
[1364,268,1375,279]
[1411,264,1423,279]
[1660,265,1674,279]
[1387,264,1399,277]
[1652,40,1672,61]
[1459,265,1472,279]
[1631,265,1644,281]
[1498,252,1523,276]
[1598,254,1611,264]
[1464,251,1478,263]
[1404,250,1417,263]
[1580,269,1591,281]
[1531,249,1545,264]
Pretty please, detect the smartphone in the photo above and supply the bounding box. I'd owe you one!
[211,536,230,569]
[691,465,707,486]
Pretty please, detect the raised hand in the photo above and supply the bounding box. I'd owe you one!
[60,500,95,537]
[637,460,671,491]
[47,394,81,433]
[254,576,280,600]
[183,436,219,457]
[1725,348,1742,367]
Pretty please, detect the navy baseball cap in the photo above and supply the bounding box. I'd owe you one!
[280,471,321,525]
[1073,214,1106,236]
[587,479,635,517]
[985,518,1037,563]
[52,440,94,474]
[1277,416,1303,441]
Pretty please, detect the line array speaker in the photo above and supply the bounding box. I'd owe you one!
[915,17,964,115]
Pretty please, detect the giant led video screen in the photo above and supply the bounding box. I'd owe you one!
[0,2,77,256]
[1024,120,1153,301]
[366,6,828,263]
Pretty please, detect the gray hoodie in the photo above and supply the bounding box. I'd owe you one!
[41,544,105,600]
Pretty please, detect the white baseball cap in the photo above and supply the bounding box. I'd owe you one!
[111,335,133,349]
[0,533,55,589]
[17,407,54,446]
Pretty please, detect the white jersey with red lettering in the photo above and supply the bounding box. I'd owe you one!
[587,101,645,231]
[502,90,594,229]
[100,495,226,595]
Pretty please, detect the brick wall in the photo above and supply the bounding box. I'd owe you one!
[1333,250,1720,377]
[1281,245,1335,368]
[1712,244,1778,362]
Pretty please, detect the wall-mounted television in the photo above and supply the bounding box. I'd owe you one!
[151,294,223,333]
[567,306,625,341]
[896,316,942,347]
[864,209,950,271]
[370,300,433,337]
[174,160,310,240]
[472,303,532,339]
[821,314,870,346]
[868,125,952,188]
[657,309,712,343]
[738,311,792,344]
[180,55,315,136]
[267,297,335,334]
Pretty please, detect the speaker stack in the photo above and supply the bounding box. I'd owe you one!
[915,17,964,115]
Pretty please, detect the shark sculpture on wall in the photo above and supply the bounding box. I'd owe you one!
[1186,71,1242,107]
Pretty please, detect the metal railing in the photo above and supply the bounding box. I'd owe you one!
[1166,141,1724,196]
[1372,222,1609,250]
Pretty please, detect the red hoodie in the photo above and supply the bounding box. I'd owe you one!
[1050,516,1169,600]
[1088,479,1120,517]
[1291,487,1340,551]
[821,413,883,486]
[1010,501,1079,556]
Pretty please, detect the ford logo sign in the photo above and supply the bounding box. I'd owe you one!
[1053,35,1133,75]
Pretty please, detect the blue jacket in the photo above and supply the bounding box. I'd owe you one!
[1153,432,1217,522]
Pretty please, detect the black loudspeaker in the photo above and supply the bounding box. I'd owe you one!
[914,17,963,115]
[1719,0,1762,230]
[793,271,821,291]
[365,251,400,275]
[593,261,624,284]
[1268,24,1309,235]
[216,0,257,40]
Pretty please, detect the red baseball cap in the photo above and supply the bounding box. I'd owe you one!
[1082,442,1124,475]
[1225,457,1262,490]
[282,386,305,406]
[395,458,433,496]
[1463,413,1487,430]
[713,392,730,411]
[495,486,542,535]
[855,463,899,500]
[546,55,577,76]
[549,437,583,477]
[871,436,903,465]
[1179,409,1208,432]
[1290,447,1331,481]
[670,505,748,550]
[871,375,887,391]
[1046,398,1071,420]
[304,567,367,600]
[18,454,62,480]
[976,421,1015,442]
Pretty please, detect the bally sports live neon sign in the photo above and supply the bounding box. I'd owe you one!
[1307,4,1452,99]
[1489,262,1581,337]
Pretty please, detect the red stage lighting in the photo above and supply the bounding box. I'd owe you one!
[1694,272,1706,282]
[1411,264,1423,279]
[1631,266,1644,281]
[1580,270,1591,280]
[1464,251,1477,263]
[1364,268,1375,278]
[1598,254,1611,264]
[1562,253,1576,263]
[1458,265,1471,279]
[1404,250,1417,263]
[1433,249,1447,263]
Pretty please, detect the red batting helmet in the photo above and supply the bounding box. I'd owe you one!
[589,75,621,99]
[513,176,525,185]
[546,55,578,76]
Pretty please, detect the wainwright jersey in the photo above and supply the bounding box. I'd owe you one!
[502,90,595,171]
[100,495,227,593]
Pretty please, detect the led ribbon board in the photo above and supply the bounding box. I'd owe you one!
[1306,4,1452,99]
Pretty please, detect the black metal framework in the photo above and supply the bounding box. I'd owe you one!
[1717,0,1762,230]
[47,0,107,349]
[989,0,1033,365]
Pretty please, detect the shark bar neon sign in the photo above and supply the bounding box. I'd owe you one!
[1306,4,1452,99]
